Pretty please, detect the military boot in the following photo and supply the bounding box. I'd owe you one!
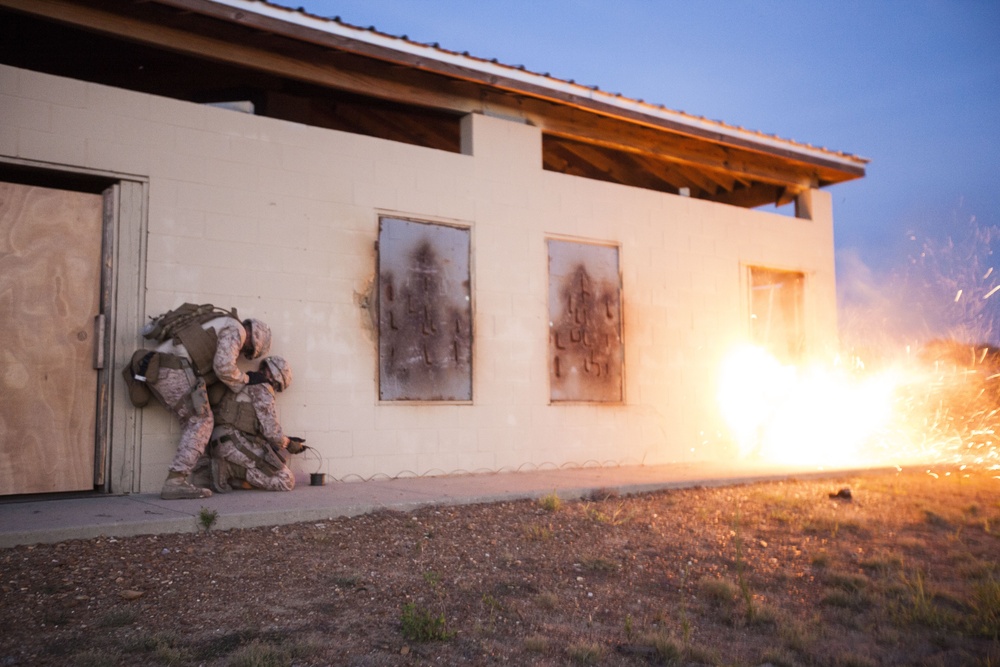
[228,464,252,490]
[161,472,212,500]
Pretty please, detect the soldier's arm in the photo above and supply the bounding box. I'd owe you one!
[213,320,249,392]
[249,384,289,450]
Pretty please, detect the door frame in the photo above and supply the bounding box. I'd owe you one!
[0,158,147,494]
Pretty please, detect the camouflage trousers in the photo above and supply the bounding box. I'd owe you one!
[148,366,213,475]
[212,429,295,492]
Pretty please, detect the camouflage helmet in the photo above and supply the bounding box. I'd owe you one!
[242,318,272,359]
[262,356,292,392]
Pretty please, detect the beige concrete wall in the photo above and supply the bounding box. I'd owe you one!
[0,65,839,492]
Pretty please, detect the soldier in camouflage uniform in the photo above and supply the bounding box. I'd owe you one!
[207,356,304,492]
[144,313,272,499]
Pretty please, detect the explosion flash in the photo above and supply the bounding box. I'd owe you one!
[719,345,898,467]
[717,344,1000,471]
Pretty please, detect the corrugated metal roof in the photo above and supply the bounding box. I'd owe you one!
[214,0,869,169]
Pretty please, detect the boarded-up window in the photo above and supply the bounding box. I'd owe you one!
[378,218,472,401]
[749,267,804,363]
[548,239,623,402]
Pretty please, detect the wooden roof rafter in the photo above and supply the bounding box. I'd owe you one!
[627,153,719,197]
[545,140,679,194]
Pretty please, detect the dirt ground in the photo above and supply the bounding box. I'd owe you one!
[1,468,998,667]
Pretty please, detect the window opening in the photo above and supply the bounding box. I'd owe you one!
[749,267,805,363]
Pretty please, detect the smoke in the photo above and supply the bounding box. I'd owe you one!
[838,212,1000,356]
[836,211,1000,470]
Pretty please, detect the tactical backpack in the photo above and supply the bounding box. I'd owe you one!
[142,303,240,377]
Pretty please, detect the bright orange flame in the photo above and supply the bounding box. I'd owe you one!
[717,343,1000,472]
[718,345,899,468]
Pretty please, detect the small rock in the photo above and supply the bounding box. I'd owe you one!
[400,645,410,655]
[829,488,852,501]
[119,590,143,601]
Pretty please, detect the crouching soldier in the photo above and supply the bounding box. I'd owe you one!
[207,356,305,492]
[124,304,272,500]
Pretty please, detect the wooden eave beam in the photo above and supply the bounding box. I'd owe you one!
[551,141,678,194]
[672,162,736,194]
[0,0,482,109]
[535,111,821,193]
[625,153,706,196]
[712,183,788,209]
[631,155,723,196]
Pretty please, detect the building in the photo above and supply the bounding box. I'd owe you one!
[0,0,867,496]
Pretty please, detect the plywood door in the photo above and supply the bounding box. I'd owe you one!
[0,182,104,495]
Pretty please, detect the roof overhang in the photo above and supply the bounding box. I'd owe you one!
[0,0,867,206]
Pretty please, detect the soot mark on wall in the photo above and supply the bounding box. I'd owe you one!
[548,241,623,402]
[378,219,472,401]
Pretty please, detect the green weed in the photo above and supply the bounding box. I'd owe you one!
[923,509,952,528]
[640,629,682,663]
[892,569,958,631]
[825,571,870,593]
[821,587,870,611]
[733,511,756,623]
[535,590,559,610]
[198,506,219,531]
[538,492,562,512]
[678,564,692,644]
[70,650,121,667]
[226,639,289,667]
[523,523,553,541]
[524,635,549,652]
[970,577,1000,639]
[567,641,604,664]
[400,603,453,642]
[759,647,798,667]
[860,553,905,577]
[769,509,794,525]
[586,501,632,525]
[152,643,191,667]
[98,607,139,628]
[120,631,181,654]
[698,577,738,606]
[481,593,502,627]
[329,572,362,588]
[581,557,618,573]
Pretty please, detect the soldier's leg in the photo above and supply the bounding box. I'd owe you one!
[244,465,295,492]
[150,369,213,499]
[219,435,294,491]
[169,383,213,475]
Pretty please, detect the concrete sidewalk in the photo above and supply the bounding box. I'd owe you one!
[0,462,858,548]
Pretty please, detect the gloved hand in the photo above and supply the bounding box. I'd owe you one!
[246,371,268,385]
[286,437,306,454]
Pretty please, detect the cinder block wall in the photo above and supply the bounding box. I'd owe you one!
[0,65,838,492]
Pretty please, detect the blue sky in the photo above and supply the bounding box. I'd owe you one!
[285,1,1000,341]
